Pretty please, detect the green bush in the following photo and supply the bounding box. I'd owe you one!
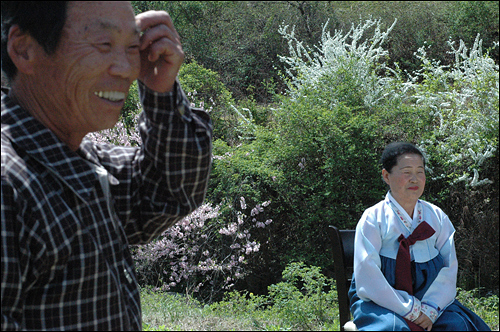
[447,1,499,64]
[267,262,338,330]
[260,18,403,268]
[269,99,385,267]
[211,262,339,330]
[140,278,498,331]
[408,37,499,291]
[208,131,285,293]
[178,60,239,143]
[126,4,498,297]
[207,17,498,295]
[412,37,499,188]
[121,80,141,134]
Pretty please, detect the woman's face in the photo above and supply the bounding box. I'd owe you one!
[382,153,426,208]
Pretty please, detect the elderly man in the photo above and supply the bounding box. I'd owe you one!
[1,1,212,330]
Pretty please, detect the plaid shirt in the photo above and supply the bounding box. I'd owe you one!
[1,81,212,330]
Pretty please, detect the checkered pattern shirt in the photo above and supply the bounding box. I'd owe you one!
[1,81,212,330]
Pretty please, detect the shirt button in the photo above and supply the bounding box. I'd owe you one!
[177,104,185,116]
[124,268,133,283]
[108,174,119,185]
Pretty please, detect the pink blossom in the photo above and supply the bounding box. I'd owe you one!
[131,197,272,301]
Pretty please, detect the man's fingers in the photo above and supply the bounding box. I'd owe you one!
[135,10,184,92]
[139,23,179,51]
[135,11,179,39]
[146,37,183,62]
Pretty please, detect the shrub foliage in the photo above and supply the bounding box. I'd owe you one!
[87,6,498,299]
[207,18,498,294]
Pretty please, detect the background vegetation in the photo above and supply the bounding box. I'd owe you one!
[131,1,499,103]
[94,1,498,329]
[140,266,499,330]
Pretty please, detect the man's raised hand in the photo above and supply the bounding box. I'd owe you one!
[136,11,184,93]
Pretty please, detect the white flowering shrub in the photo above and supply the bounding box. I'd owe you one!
[278,17,498,189]
[278,18,398,109]
[411,36,499,187]
[229,104,258,141]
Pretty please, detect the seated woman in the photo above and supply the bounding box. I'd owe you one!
[348,142,490,331]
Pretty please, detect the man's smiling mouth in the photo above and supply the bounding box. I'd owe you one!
[94,91,126,102]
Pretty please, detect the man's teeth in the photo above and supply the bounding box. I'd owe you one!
[94,91,126,101]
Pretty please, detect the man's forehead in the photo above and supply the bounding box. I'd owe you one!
[94,19,140,35]
[67,2,139,35]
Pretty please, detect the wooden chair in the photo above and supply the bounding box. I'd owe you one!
[328,225,357,331]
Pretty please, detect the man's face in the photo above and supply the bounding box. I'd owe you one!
[35,1,141,133]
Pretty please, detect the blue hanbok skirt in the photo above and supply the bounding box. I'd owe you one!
[348,254,491,331]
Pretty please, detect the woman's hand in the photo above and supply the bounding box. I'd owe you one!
[414,312,433,331]
[135,11,184,93]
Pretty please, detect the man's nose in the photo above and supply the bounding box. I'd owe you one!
[109,50,138,79]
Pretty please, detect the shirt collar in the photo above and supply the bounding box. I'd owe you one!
[1,89,99,200]
[385,191,422,231]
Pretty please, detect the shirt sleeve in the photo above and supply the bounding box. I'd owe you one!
[354,211,421,319]
[1,178,25,330]
[99,79,213,245]
[421,213,458,320]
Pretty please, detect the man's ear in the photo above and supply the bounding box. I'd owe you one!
[382,169,390,185]
[7,25,40,75]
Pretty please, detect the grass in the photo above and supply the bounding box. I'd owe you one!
[140,289,282,331]
[140,262,498,331]
[140,286,498,331]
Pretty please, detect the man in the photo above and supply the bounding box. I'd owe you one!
[1,2,212,330]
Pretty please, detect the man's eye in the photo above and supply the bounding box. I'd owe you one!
[128,44,140,53]
[95,43,112,52]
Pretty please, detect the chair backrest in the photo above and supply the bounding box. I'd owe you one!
[328,225,356,331]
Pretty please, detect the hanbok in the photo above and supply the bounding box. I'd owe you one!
[348,192,490,331]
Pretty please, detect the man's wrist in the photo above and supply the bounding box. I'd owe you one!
[137,79,192,120]
[137,79,176,98]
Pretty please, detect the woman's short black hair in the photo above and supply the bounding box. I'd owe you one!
[380,142,425,173]
[1,1,68,82]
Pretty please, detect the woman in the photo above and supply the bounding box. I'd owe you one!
[348,142,490,331]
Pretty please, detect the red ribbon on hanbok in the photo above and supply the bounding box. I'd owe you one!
[395,221,436,331]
